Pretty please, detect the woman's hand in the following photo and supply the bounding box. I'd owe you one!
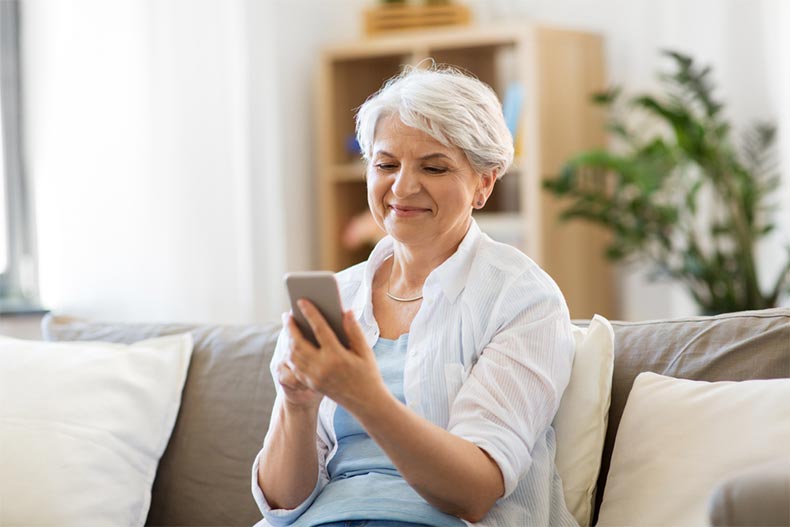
[276,359,324,410]
[285,300,387,413]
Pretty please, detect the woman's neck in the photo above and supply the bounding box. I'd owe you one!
[387,219,471,291]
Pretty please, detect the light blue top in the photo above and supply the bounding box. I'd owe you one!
[288,335,464,527]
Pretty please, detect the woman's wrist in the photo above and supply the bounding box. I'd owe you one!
[282,399,321,420]
[345,379,400,425]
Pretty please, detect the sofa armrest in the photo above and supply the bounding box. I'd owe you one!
[708,461,790,526]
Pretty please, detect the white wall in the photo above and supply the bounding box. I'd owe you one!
[24,0,789,323]
[759,0,790,304]
[249,0,368,270]
[245,0,370,321]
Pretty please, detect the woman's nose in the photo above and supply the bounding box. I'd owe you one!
[391,166,420,197]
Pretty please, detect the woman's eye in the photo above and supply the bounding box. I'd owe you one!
[424,166,448,174]
[375,163,398,171]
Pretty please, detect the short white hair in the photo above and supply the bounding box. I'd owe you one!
[355,65,514,179]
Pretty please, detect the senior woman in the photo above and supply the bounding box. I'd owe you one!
[252,66,577,527]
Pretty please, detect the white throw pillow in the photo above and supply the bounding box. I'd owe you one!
[553,315,615,526]
[0,333,193,527]
[597,372,790,527]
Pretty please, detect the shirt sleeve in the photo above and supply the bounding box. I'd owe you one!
[250,323,333,525]
[447,276,575,498]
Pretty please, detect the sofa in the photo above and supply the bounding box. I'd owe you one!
[39,307,789,526]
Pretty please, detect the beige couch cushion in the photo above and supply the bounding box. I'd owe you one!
[1,333,192,526]
[42,314,280,527]
[596,372,790,527]
[593,307,790,522]
[554,316,614,526]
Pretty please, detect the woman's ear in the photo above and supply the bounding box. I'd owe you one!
[474,170,497,208]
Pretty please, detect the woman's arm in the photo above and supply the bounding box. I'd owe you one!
[353,386,504,522]
[257,321,326,511]
[257,398,321,510]
[290,301,504,522]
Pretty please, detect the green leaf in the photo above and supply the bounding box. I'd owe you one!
[592,86,621,105]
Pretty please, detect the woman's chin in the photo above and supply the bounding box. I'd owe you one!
[384,220,433,244]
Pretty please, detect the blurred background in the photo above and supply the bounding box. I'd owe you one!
[1,0,788,331]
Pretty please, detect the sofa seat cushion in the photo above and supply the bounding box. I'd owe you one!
[42,315,281,527]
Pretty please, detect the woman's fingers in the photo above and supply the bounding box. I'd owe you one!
[280,360,317,394]
[276,360,324,408]
[283,305,379,404]
[283,314,318,376]
[297,299,342,349]
[277,361,303,388]
[286,314,317,354]
[277,361,313,394]
[284,313,305,345]
[343,310,371,357]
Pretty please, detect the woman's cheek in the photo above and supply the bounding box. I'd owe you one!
[367,187,388,227]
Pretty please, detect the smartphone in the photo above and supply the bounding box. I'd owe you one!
[284,271,349,348]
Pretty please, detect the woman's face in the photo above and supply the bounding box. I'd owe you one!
[366,114,495,250]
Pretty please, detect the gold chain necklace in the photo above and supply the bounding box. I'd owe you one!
[385,255,423,303]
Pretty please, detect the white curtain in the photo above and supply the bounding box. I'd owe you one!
[25,0,287,324]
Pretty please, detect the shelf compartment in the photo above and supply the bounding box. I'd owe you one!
[332,181,372,269]
[332,161,367,183]
[329,54,410,165]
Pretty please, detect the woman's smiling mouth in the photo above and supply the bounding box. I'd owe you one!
[389,204,431,217]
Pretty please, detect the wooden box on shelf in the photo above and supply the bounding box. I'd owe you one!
[316,23,617,319]
[363,3,472,36]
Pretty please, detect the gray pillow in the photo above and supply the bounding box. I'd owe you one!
[42,314,281,527]
[593,307,790,522]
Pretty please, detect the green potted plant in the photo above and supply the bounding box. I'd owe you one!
[544,50,790,314]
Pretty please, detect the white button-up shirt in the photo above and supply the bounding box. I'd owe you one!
[253,219,578,526]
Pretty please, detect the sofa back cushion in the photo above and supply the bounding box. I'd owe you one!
[42,315,280,527]
[595,307,790,522]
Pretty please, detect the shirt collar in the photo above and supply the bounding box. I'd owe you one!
[429,218,482,302]
[354,218,483,317]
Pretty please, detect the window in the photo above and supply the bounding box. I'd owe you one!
[0,0,40,312]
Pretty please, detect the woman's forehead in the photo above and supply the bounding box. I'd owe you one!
[372,114,457,157]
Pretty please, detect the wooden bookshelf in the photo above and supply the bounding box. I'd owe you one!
[316,23,617,319]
